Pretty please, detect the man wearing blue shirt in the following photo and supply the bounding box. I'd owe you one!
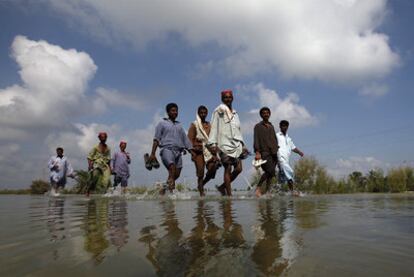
[149,103,192,194]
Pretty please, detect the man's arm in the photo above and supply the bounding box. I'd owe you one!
[149,139,159,161]
[253,125,261,160]
[293,148,304,157]
[149,122,162,160]
[48,157,57,170]
[208,111,219,155]
[66,159,75,178]
[87,148,95,170]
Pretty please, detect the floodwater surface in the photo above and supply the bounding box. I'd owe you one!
[0,194,413,276]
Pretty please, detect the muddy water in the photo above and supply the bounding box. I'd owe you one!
[0,194,413,276]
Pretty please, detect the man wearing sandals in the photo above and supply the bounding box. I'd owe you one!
[188,105,219,197]
[208,90,249,196]
[149,103,192,194]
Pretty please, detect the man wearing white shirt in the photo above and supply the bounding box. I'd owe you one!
[48,147,74,195]
[276,120,304,194]
[208,89,248,196]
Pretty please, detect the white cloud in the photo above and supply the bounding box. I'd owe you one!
[359,83,389,97]
[327,156,389,178]
[239,83,318,134]
[93,87,147,112]
[44,0,399,82]
[0,35,97,135]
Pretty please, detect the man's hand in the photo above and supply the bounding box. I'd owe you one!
[210,146,218,156]
[149,154,156,161]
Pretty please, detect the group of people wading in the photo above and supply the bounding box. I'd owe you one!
[48,89,303,197]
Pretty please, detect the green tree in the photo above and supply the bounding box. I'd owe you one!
[366,169,386,192]
[347,171,366,192]
[30,179,49,194]
[404,167,414,191]
[387,168,407,193]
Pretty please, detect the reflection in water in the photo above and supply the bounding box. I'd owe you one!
[139,200,252,276]
[251,200,289,276]
[83,199,110,264]
[139,200,189,276]
[221,200,246,249]
[108,199,129,251]
[185,201,220,276]
[47,197,66,261]
[294,198,327,229]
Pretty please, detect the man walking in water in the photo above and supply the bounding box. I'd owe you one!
[111,141,131,194]
[276,120,304,195]
[188,105,219,196]
[48,147,74,196]
[87,132,111,195]
[149,103,192,195]
[253,107,279,197]
[208,90,248,196]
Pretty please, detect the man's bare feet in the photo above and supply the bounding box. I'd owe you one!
[198,184,205,197]
[255,187,262,197]
[216,184,226,196]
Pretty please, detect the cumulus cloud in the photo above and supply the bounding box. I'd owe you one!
[239,83,318,134]
[358,83,389,97]
[0,35,97,137]
[43,0,399,82]
[327,156,389,178]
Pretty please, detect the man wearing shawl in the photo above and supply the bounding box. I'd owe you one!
[87,132,111,195]
[208,90,248,196]
[188,105,219,196]
[48,147,74,196]
[276,120,304,195]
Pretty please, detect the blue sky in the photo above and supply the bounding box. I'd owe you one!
[1,0,413,188]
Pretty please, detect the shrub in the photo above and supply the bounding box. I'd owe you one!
[387,168,407,193]
[30,179,49,194]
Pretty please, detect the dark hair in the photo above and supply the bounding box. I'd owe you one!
[166,103,178,113]
[279,120,289,126]
[259,106,270,115]
[197,105,208,113]
[56,147,64,152]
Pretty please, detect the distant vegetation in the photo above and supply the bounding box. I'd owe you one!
[1,159,413,195]
[30,179,50,194]
[250,156,414,194]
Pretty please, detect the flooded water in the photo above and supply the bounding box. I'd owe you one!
[0,194,413,276]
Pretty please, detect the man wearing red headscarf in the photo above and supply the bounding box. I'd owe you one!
[208,90,249,196]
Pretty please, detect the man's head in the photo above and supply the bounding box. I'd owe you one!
[56,147,64,157]
[221,89,233,106]
[259,107,271,121]
[98,132,107,143]
[119,141,127,151]
[197,105,208,121]
[279,120,289,134]
[166,103,178,121]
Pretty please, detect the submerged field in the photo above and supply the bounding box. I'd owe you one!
[0,194,413,276]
